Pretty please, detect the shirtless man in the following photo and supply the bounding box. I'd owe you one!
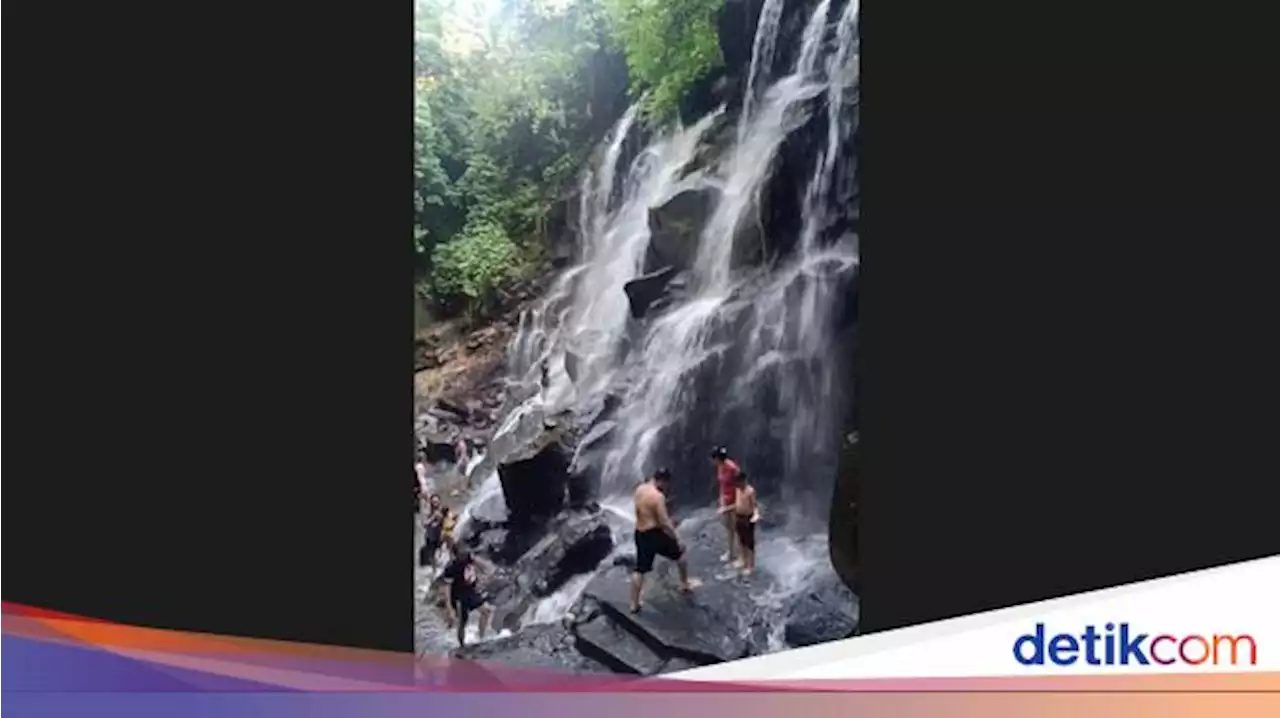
[710,447,743,565]
[722,471,759,576]
[630,468,692,613]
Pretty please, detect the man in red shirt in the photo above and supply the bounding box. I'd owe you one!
[710,446,742,565]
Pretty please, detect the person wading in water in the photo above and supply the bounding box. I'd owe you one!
[630,468,693,613]
[710,447,743,565]
[442,545,495,647]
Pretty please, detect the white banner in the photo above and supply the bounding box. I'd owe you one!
[672,555,1279,680]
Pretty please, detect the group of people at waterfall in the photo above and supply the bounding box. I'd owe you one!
[416,442,496,648]
[415,435,762,644]
[628,446,760,614]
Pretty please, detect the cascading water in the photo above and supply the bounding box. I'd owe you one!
[437,0,861,646]
[600,0,844,500]
[736,0,860,516]
[739,0,787,139]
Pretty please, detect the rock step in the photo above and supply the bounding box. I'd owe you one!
[573,612,667,676]
[588,594,726,667]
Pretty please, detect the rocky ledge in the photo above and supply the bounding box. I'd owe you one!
[443,510,858,676]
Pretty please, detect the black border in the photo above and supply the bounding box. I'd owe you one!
[5,0,1279,656]
[858,0,1280,632]
[6,1,412,652]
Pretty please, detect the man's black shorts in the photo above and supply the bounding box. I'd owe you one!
[734,515,756,551]
[452,588,487,614]
[634,528,682,574]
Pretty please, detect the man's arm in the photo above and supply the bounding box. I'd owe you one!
[656,497,680,544]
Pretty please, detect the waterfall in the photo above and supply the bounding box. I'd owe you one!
[730,0,859,513]
[738,0,787,141]
[444,0,862,636]
[601,0,841,497]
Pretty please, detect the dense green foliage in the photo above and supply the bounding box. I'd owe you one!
[414,0,725,320]
[602,0,724,119]
[430,220,520,318]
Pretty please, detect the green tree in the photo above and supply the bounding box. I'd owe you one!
[414,0,656,320]
[602,0,723,119]
[429,220,521,318]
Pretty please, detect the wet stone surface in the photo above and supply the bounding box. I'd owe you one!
[418,505,858,675]
[450,623,612,675]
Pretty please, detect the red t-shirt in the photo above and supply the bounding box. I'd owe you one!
[716,459,740,504]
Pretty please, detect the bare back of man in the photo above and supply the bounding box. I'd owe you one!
[634,482,661,531]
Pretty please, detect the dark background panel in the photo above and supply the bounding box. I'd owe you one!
[858,0,1280,632]
[4,0,1279,655]
[4,3,412,652]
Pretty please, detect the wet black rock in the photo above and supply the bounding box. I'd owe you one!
[578,515,770,665]
[466,526,510,560]
[645,188,715,273]
[567,466,597,510]
[578,566,748,665]
[573,609,667,675]
[520,511,614,598]
[623,266,677,319]
[496,422,578,526]
[482,509,614,630]
[566,419,617,508]
[783,572,859,648]
[419,429,458,465]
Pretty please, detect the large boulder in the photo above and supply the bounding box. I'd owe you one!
[623,266,677,319]
[573,608,669,675]
[570,600,704,676]
[783,571,859,648]
[418,429,458,465]
[515,510,614,598]
[645,187,716,274]
[483,509,614,629]
[496,419,578,526]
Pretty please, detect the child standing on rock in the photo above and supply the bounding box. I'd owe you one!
[729,472,760,577]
